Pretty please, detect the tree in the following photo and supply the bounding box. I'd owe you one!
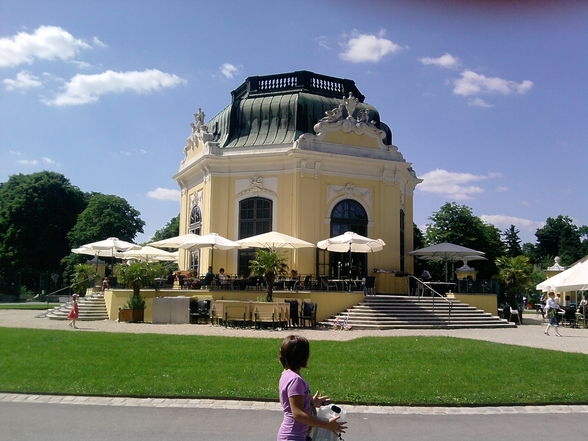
[248,248,288,302]
[534,215,584,265]
[0,172,86,293]
[425,203,505,278]
[495,255,533,307]
[502,225,522,257]
[149,214,179,243]
[67,193,145,247]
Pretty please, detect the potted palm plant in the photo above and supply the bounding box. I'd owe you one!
[116,261,164,322]
[248,248,288,302]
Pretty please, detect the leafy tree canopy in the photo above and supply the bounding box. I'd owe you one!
[425,202,505,278]
[67,193,145,247]
[149,214,179,243]
[534,215,584,265]
[0,172,86,286]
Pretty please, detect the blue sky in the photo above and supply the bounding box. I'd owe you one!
[1,0,586,245]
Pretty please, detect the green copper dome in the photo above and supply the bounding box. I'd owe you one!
[206,71,393,148]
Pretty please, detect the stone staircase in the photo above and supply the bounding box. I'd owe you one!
[43,294,109,321]
[321,295,515,329]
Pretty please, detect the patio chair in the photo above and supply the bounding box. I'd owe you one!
[300,301,317,328]
[319,276,337,291]
[561,308,577,327]
[285,299,299,327]
[195,299,211,324]
[509,307,521,325]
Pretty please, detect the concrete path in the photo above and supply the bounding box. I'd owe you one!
[1,396,587,441]
[1,309,587,354]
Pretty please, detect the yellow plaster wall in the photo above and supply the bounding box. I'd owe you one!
[178,159,415,294]
[104,289,362,323]
[448,293,498,316]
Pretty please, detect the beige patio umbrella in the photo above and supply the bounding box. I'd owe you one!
[236,231,314,268]
[148,233,200,249]
[119,246,178,262]
[179,233,240,271]
[235,231,314,249]
[317,231,385,279]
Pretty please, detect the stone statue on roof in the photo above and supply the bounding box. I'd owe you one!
[343,92,359,119]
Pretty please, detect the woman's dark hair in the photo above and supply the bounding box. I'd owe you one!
[279,335,309,371]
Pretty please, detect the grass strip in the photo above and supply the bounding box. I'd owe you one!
[1,327,586,405]
[0,304,59,310]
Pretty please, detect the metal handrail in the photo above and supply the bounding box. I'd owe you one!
[40,275,97,302]
[408,275,452,323]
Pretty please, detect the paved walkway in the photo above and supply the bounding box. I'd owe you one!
[1,392,587,415]
[0,309,587,354]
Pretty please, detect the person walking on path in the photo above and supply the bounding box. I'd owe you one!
[67,294,80,329]
[544,292,564,337]
[277,335,347,441]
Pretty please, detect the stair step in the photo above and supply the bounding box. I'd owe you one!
[323,294,512,329]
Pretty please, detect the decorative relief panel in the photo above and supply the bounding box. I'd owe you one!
[327,183,372,206]
[235,176,278,198]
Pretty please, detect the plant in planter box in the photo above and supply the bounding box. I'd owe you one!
[248,248,288,302]
[116,262,154,322]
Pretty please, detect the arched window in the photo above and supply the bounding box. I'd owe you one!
[189,205,202,272]
[328,199,368,278]
[238,197,272,276]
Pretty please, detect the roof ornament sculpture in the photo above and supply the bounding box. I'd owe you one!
[312,92,388,147]
[344,92,359,119]
[183,107,216,158]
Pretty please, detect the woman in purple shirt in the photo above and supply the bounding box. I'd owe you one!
[277,335,347,441]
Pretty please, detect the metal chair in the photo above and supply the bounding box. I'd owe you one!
[300,301,317,328]
[509,307,521,325]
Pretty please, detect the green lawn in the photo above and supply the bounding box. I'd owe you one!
[0,304,58,310]
[1,327,587,405]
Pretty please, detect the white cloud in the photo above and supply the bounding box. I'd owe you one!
[15,156,60,166]
[419,53,460,69]
[220,63,239,79]
[453,70,534,97]
[0,25,92,67]
[468,97,494,108]
[496,186,509,192]
[480,214,543,232]
[92,36,107,48]
[17,159,39,165]
[45,69,186,106]
[3,71,43,91]
[339,31,403,63]
[147,187,180,201]
[417,168,499,200]
[317,36,330,50]
[9,150,22,156]
[118,148,147,157]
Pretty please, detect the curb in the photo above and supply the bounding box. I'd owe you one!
[2,393,588,415]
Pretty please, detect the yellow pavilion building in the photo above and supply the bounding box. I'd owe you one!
[173,71,421,294]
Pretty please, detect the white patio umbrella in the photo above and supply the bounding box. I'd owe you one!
[537,257,588,292]
[119,246,178,263]
[317,231,385,279]
[235,231,314,249]
[148,233,200,249]
[317,231,385,253]
[179,233,240,271]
